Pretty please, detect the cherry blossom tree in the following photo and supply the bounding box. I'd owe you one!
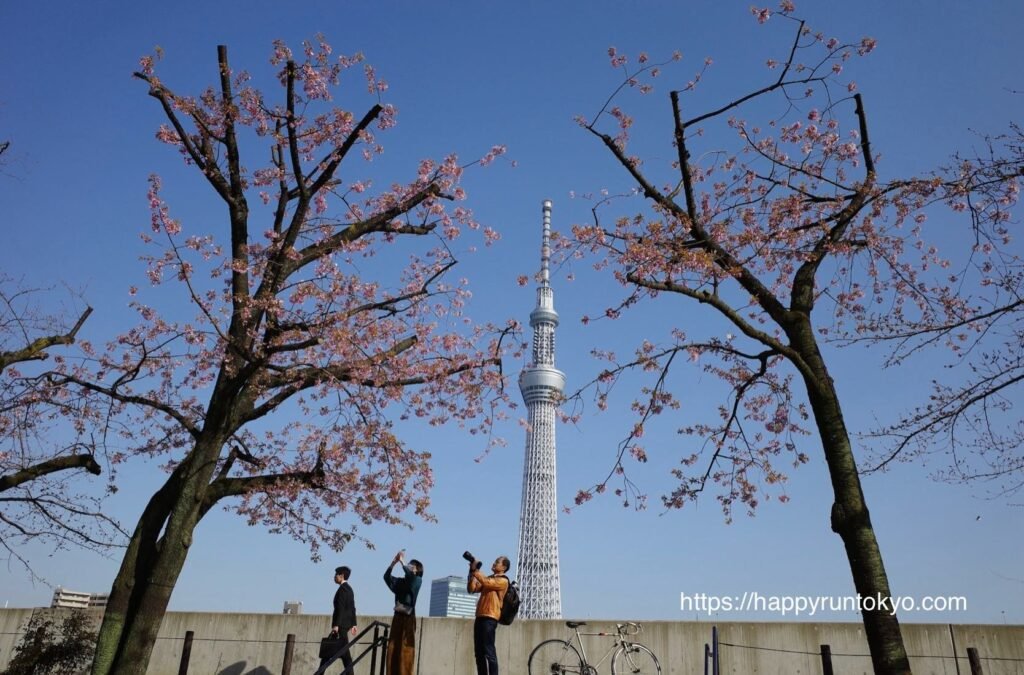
[564,6,1017,674]
[0,277,123,576]
[46,40,511,675]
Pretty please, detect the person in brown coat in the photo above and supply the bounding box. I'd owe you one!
[383,551,423,675]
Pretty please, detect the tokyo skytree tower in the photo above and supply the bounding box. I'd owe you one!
[516,199,565,619]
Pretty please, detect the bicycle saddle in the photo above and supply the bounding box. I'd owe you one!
[565,621,587,628]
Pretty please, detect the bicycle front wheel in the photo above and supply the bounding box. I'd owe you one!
[612,643,661,675]
[528,639,585,675]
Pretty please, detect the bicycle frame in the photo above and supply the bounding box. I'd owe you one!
[569,622,641,672]
[529,621,659,675]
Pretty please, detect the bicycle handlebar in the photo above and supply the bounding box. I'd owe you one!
[615,622,642,636]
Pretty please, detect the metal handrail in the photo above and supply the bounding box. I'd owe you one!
[314,620,391,675]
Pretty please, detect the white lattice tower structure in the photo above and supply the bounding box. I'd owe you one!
[516,199,565,619]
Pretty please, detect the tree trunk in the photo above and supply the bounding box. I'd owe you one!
[90,493,166,675]
[791,322,912,675]
[91,442,221,675]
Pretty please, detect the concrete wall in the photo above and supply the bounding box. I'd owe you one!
[0,608,35,668]
[0,608,1021,674]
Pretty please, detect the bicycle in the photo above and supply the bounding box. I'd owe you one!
[528,620,662,675]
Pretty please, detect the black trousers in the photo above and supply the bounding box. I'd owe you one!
[473,617,499,675]
[319,631,354,674]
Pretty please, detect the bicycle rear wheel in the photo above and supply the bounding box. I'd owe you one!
[612,643,661,675]
[528,639,585,675]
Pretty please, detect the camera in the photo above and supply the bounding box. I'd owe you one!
[463,551,483,571]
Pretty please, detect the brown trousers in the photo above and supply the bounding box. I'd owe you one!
[386,612,416,675]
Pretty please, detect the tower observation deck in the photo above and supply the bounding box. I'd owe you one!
[516,200,565,619]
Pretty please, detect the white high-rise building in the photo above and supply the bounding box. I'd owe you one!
[515,200,565,619]
[428,576,476,618]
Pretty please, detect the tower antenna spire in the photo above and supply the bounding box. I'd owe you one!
[540,199,552,287]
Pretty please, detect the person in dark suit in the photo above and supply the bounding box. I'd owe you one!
[320,565,357,673]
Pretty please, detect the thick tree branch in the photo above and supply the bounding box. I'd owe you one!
[199,454,326,519]
[216,46,253,336]
[303,104,384,199]
[132,73,234,204]
[287,183,444,275]
[624,271,811,377]
[261,335,417,391]
[789,94,876,314]
[342,260,457,319]
[253,100,385,324]
[215,443,265,482]
[0,453,101,493]
[588,92,791,325]
[0,306,92,371]
[262,261,458,359]
[53,373,202,438]
[668,93,793,323]
[284,60,308,203]
[246,345,499,426]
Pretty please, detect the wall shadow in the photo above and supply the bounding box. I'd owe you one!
[216,663,273,675]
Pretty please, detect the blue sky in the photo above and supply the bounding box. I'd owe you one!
[1,0,1022,627]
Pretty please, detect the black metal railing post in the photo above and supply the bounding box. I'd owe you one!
[967,647,984,675]
[712,625,720,675]
[281,633,295,675]
[177,630,194,675]
[820,644,833,675]
[369,623,380,675]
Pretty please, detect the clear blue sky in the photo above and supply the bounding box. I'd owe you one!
[1,0,1021,626]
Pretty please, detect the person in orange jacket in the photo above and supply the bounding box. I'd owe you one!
[466,554,510,675]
